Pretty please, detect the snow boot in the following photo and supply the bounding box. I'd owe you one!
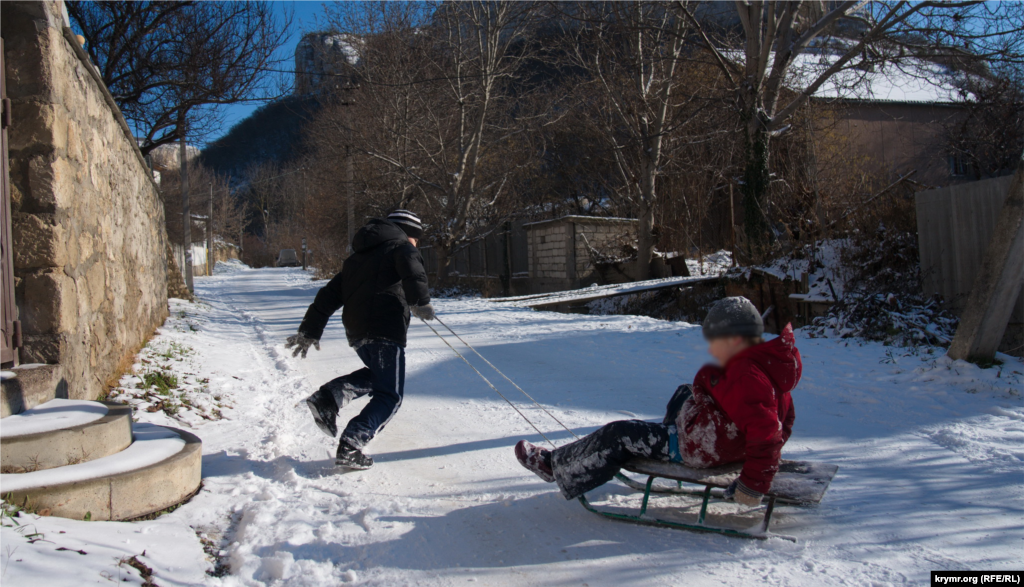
[336,440,374,470]
[305,390,339,438]
[515,440,554,482]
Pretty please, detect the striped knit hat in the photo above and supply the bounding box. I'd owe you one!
[387,209,423,239]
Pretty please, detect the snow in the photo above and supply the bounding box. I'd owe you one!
[3,263,1021,586]
[735,239,848,302]
[493,274,721,307]
[725,50,967,104]
[683,249,733,278]
[0,399,108,439]
[788,54,965,104]
[523,215,639,227]
[0,424,185,492]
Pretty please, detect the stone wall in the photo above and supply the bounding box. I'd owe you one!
[527,221,571,293]
[3,1,169,403]
[572,218,638,283]
[528,222,568,279]
[526,217,638,293]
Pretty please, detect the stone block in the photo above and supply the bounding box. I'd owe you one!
[23,154,64,213]
[18,270,65,334]
[7,101,64,153]
[12,212,64,269]
[18,334,63,365]
[84,260,107,313]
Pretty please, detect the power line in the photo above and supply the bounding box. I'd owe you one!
[258,67,494,88]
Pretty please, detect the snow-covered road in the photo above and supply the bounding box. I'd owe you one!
[3,263,1022,586]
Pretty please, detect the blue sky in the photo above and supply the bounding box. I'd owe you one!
[213,1,330,143]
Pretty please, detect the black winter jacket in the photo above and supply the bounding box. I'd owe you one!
[298,219,430,347]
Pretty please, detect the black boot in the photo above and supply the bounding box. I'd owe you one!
[336,439,374,470]
[305,389,339,438]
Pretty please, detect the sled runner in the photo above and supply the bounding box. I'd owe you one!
[580,459,839,542]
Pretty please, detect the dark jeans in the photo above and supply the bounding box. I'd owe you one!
[317,341,405,449]
[550,420,671,500]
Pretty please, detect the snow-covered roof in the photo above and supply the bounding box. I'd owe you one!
[724,50,968,105]
[787,54,965,104]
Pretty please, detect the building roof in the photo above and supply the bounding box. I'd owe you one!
[724,49,969,105]
[788,54,966,105]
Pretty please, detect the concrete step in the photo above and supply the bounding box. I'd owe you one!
[0,400,133,473]
[1,364,68,418]
[0,423,202,521]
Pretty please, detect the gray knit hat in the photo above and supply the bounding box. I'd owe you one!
[702,296,764,340]
[387,209,423,239]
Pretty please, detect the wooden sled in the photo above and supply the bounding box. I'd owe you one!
[579,459,839,542]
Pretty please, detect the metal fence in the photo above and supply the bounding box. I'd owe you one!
[916,174,1022,320]
[420,220,528,280]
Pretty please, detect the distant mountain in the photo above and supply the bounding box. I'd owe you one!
[200,94,321,180]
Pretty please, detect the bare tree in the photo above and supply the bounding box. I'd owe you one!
[557,2,694,279]
[317,1,542,282]
[68,1,292,154]
[160,162,241,258]
[945,66,1024,180]
[678,0,1024,254]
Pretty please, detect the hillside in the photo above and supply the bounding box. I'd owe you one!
[201,95,322,179]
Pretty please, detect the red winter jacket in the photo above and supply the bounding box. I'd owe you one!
[675,324,801,494]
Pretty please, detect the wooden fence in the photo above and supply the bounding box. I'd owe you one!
[420,221,528,280]
[916,174,1023,321]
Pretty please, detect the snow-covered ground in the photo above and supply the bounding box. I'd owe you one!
[3,263,1022,586]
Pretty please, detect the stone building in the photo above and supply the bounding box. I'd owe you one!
[525,216,639,293]
[1,1,171,415]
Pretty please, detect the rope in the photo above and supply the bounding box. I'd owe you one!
[418,318,557,448]
[434,316,581,441]
[423,315,645,491]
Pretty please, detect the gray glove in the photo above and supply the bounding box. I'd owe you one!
[411,303,436,321]
[285,332,320,358]
[723,478,763,507]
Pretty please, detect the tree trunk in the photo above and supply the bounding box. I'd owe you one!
[435,243,451,286]
[741,112,772,260]
[635,200,655,281]
[635,154,658,280]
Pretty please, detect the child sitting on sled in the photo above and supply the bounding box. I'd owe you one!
[514,296,801,506]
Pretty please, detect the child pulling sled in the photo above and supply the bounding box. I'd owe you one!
[515,296,801,507]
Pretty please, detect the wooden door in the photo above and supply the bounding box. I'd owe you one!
[1,38,21,366]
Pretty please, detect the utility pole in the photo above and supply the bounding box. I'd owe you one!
[179,122,194,293]
[346,102,355,253]
[221,186,228,256]
[207,182,214,276]
[301,237,307,271]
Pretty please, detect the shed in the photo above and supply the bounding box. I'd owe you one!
[525,216,638,293]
